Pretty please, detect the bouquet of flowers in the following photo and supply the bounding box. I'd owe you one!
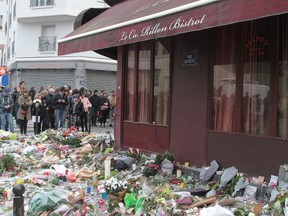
[105,177,129,195]
[125,148,142,161]
[142,163,160,177]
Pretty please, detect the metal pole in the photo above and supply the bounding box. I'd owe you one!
[13,184,25,216]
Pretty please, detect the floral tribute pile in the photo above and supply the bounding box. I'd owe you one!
[0,129,288,215]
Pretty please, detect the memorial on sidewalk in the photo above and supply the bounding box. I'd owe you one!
[0,128,288,215]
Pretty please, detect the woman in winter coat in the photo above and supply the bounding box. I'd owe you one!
[17,88,32,136]
[98,91,110,127]
[80,92,92,132]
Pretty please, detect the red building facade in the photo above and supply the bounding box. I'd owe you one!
[59,0,288,177]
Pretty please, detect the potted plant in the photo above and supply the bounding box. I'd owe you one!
[0,154,17,172]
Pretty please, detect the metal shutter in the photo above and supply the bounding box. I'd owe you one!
[21,69,74,91]
[86,70,116,93]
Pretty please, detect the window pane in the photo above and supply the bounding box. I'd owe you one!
[125,44,135,121]
[278,15,288,138]
[137,42,151,123]
[153,39,170,125]
[213,26,237,132]
[242,21,270,135]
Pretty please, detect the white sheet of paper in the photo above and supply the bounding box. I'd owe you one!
[32,116,40,123]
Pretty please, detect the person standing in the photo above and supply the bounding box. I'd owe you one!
[12,81,26,127]
[80,91,92,132]
[0,88,14,133]
[41,90,49,131]
[17,88,32,136]
[108,90,116,127]
[29,87,36,101]
[68,94,84,130]
[54,86,68,130]
[47,88,55,129]
[89,90,101,126]
[31,93,43,135]
[99,90,110,127]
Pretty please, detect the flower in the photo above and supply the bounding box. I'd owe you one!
[142,163,159,177]
[105,177,128,195]
[125,148,142,161]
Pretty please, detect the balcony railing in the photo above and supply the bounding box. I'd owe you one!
[30,0,54,7]
[38,36,57,52]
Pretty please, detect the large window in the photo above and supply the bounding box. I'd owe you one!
[124,39,170,125]
[125,44,136,121]
[212,15,288,138]
[278,15,288,139]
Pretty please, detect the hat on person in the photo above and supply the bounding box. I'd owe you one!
[3,88,10,94]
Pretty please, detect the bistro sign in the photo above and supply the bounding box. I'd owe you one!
[119,15,206,42]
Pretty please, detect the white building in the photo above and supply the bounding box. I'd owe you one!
[4,0,117,91]
[0,0,6,65]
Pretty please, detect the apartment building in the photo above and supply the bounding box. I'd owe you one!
[0,0,6,66]
[4,0,117,91]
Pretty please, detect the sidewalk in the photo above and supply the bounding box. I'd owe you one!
[13,119,114,136]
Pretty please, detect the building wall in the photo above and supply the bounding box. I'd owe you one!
[4,0,116,91]
[0,0,6,65]
[169,30,211,166]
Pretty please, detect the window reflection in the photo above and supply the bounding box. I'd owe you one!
[153,40,170,125]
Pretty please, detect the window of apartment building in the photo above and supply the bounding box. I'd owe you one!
[30,0,54,7]
[12,31,15,56]
[8,13,11,28]
[13,2,16,20]
[124,38,170,126]
[212,14,288,139]
[39,25,56,52]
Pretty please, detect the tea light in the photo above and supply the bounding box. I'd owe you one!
[185,162,189,167]
[176,169,182,178]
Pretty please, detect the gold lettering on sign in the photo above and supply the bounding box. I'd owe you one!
[245,36,269,57]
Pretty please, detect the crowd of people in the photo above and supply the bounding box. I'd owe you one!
[0,81,116,136]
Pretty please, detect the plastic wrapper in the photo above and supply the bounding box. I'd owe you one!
[200,204,234,216]
[200,160,219,182]
[243,185,257,201]
[124,192,137,209]
[135,197,144,216]
[232,177,249,197]
[28,189,70,215]
[161,159,174,175]
[114,156,136,171]
[220,166,238,187]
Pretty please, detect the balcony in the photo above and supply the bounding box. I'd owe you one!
[30,0,54,7]
[38,36,57,52]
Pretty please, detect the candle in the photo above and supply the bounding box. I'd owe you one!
[104,156,111,179]
[176,169,182,178]
[185,162,189,167]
